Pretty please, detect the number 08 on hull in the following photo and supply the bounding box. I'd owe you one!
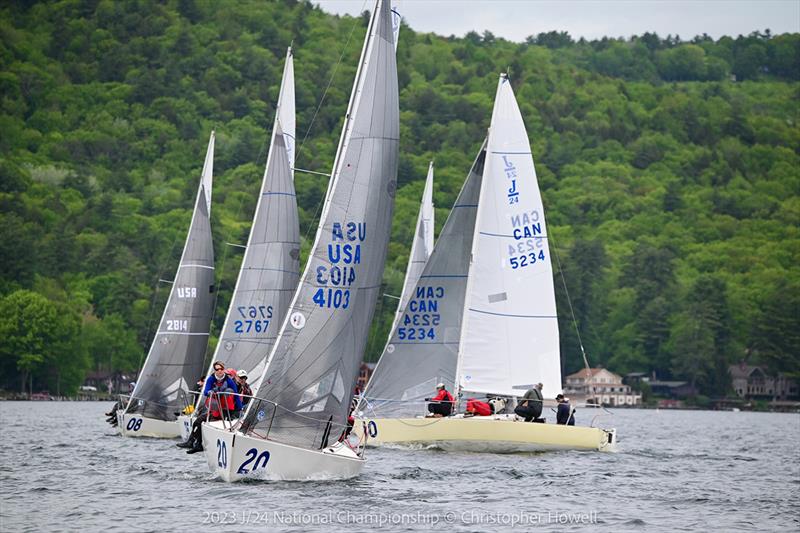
[202,421,365,482]
[116,410,181,439]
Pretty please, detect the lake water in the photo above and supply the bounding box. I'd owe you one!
[1,402,798,532]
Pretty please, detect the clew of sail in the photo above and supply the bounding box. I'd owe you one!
[197,49,300,403]
[127,132,216,421]
[456,75,561,398]
[242,0,399,451]
[361,143,486,418]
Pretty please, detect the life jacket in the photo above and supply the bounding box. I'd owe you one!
[206,377,236,417]
[433,389,454,403]
[466,398,492,417]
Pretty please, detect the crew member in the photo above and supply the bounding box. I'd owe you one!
[425,383,454,418]
[514,383,543,422]
[182,362,242,454]
[556,394,575,425]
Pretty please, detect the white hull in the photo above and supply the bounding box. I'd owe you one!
[354,414,616,453]
[202,421,365,482]
[116,410,180,439]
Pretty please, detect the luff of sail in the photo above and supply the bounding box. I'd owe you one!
[127,132,216,421]
[391,161,435,331]
[242,0,399,450]
[456,74,561,398]
[361,143,486,418]
[197,48,299,402]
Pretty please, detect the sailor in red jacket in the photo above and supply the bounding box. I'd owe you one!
[425,383,454,418]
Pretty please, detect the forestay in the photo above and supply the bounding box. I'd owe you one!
[242,0,399,450]
[195,49,300,402]
[127,132,216,421]
[456,75,561,398]
[361,143,485,418]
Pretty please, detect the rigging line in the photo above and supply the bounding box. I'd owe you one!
[294,5,366,249]
[548,227,595,400]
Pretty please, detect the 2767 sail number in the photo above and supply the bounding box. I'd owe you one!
[509,250,546,269]
[234,305,272,334]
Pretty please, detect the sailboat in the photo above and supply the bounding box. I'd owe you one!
[117,132,216,439]
[177,47,299,442]
[356,75,616,453]
[201,0,399,481]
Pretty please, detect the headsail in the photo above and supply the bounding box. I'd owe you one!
[197,49,300,402]
[127,132,216,421]
[361,144,486,418]
[391,161,434,331]
[456,74,561,398]
[242,0,399,450]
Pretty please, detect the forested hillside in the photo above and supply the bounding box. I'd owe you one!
[1,0,798,397]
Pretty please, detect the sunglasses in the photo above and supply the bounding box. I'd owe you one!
[214,367,224,371]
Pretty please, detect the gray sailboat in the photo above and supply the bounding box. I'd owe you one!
[177,48,300,441]
[118,132,216,439]
[202,0,399,481]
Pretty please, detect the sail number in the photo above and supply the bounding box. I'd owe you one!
[234,306,272,334]
[236,448,271,474]
[509,250,546,269]
[312,288,350,309]
[166,320,188,331]
[126,418,142,431]
[397,327,435,340]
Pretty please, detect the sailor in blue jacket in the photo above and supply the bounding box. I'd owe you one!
[555,394,575,425]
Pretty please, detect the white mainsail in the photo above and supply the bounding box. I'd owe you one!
[391,161,434,331]
[456,74,561,398]
[196,48,300,402]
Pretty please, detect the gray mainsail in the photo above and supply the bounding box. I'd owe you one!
[127,132,216,421]
[242,0,398,450]
[360,141,486,418]
[196,49,299,402]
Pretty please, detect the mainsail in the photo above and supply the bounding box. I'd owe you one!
[391,161,435,331]
[197,48,300,401]
[127,132,216,421]
[362,144,486,417]
[456,74,561,398]
[242,0,399,450]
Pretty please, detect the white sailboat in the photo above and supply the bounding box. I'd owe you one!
[117,132,216,439]
[202,0,399,481]
[178,47,299,441]
[356,75,616,453]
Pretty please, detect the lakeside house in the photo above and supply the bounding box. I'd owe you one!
[563,368,642,406]
[729,363,799,400]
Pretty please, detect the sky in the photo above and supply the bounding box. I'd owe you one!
[314,0,800,42]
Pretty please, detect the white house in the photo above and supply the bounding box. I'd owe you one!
[564,368,642,406]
